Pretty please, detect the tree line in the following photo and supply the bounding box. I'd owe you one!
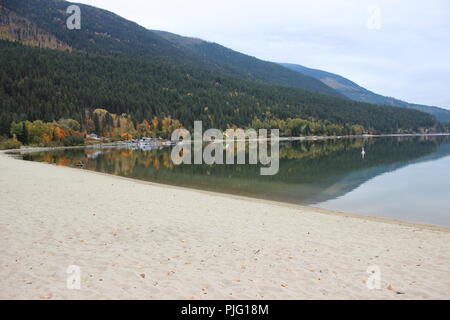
[0,40,438,143]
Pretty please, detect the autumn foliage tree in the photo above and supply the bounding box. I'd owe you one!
[10,119,84,147]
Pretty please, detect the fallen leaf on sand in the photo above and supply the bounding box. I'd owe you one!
[387,284,405,294]
[40,293,53,300]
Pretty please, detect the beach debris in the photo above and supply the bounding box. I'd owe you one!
[387,284,405,294]
[139,273,145,279]
[40,293,53,300]
[75,161,84,168]
[281,283,288,287]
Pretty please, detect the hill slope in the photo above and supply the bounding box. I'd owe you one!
[0,0,438,136]
[154,31,343,97]
[281,63,450,123]
[3,0,344,97]
[0,5,71,50]
[0,40,435,135]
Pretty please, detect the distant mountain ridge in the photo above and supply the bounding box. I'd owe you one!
[281,63,450,123]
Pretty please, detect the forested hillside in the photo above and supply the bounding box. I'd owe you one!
[3,0,344,96]
[0,0,440,140]
[0,5,71,51]
[154,31,343,97]
[0,40,436,136]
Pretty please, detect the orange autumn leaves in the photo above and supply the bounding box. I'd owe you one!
[86,109,184,140]
[10,119,84,147]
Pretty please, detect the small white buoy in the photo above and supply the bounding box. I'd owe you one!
[361,147,366,159]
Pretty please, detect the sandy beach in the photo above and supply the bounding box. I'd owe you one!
[0,151,449,300]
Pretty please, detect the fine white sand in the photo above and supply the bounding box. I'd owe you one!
[0,151,449,300]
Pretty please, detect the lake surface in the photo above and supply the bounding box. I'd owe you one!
[21,135,450,227]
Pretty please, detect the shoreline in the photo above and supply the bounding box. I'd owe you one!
[0,150,449,299]
[4,132,450,154]
[3,149,449,232]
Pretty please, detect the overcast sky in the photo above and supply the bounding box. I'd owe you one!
[75,0,450,109]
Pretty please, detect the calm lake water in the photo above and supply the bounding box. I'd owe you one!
[21,135,450,227]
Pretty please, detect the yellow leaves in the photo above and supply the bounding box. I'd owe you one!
[141,119,151,130]
[42,133,51,144]
[161,116,171,130]
[152,116,159,130]
[93,108,109,114]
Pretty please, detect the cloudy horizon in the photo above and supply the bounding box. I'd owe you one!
[75,0,450,110]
